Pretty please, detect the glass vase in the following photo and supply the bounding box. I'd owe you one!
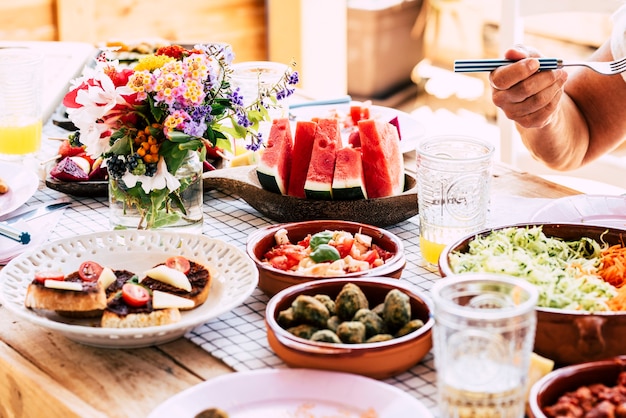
[108,151,203,232]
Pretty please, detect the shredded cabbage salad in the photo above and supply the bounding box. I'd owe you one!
[448,226,617,311]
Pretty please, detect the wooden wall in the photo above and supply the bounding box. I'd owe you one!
[0,0,268,62]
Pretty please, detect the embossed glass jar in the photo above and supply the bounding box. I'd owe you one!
[109,151,203,232]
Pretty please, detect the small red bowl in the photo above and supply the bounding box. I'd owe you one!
[265,277,433,379]
[529,356,626,418]
[246,220,406,297]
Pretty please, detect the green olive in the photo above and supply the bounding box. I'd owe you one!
[309,231,334,250]
[309,244,340,263]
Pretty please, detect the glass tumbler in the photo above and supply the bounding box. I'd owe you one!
[416,135,494,265]
[0,48,43,159]
[431,273,539,418]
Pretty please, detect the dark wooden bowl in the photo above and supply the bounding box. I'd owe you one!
[203,166,418,227]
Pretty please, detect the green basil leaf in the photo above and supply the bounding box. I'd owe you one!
[309,231,334,250]
[309,244,341,263]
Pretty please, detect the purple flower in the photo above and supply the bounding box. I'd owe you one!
[183,120,207,137]
[236,109,252,127]
[229,88,245,107]
[288,71,299,85]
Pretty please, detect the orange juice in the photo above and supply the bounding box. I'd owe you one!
[0,119,42,155]
[419,235,447,265]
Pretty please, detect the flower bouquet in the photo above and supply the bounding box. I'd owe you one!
[63,43,298,230]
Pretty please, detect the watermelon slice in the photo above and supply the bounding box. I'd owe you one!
[358,119,405,199]
[287,120,317,198]
[303,118,340,200]
[332,146,367,200]
[256,118,294,195]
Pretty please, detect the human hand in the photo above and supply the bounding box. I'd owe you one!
[490,45,568,129]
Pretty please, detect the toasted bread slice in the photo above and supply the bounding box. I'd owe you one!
[101,308,181,328]
[141,260,211,309]
[24,277,107,318]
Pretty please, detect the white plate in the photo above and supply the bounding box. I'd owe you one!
[289,102,423,154]
[148,368,433,418]
[531,194,626,229]
[0,230,258,348]
[0,162,39,217]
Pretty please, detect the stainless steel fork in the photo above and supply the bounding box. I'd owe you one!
[454,57,626,76]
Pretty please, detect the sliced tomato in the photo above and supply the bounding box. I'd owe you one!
[58,140,85,158]
[373,244,394,261]
[297,236,311,248]
[357,249,380,266]
[265,244,306,271]
[34,271,65,284]
[121,283,150,307]
[268,255,300,271]
[165,256,191,274]
[78,261,104,282]
[330,237,354,258]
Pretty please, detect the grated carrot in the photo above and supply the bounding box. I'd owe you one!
[598,244,626,288]
[599,244,626,311]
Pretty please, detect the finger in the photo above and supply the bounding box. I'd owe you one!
[490,58,541,91]
[503,81,566,129]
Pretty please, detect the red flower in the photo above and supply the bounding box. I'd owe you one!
[155,45,189,59]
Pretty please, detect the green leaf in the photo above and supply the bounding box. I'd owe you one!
[168,131,192,143]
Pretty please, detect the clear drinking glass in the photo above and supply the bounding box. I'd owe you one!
[0,48,43,159]
[431,273,539,418]
[416,135,494,265]
[230,60,290,118]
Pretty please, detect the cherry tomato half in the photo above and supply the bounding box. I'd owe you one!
[121,283,151,307]
[78,261,104,282]
[165,256,191,274]
[34,271,65,284]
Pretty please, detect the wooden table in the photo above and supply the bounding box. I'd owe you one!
[0,157,580,418]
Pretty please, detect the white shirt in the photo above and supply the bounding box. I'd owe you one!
[611,3,626,81]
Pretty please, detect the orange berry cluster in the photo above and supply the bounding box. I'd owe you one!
[134,124,162,164]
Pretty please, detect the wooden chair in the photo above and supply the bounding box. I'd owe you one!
[497,0,626,193]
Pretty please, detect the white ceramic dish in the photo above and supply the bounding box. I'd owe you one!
[0,230,258,348]
[148,368,433,418]
[0,162,39,217]
[289,102,423,154]
[531,195,626,229]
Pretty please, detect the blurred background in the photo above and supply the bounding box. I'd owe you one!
[1,0,623,192]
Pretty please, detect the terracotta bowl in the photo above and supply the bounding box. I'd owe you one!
[265,277,433,379]
[528,356,626,418]
[246,220,406,297]
[438,222,626,366]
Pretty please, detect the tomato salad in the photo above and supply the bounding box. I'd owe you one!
[262,229,394,276]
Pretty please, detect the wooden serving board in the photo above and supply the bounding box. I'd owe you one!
[203,166,418,227]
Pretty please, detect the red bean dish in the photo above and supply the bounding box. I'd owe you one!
[544,371,626,417]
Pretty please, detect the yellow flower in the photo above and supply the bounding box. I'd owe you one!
[134,54,175,72]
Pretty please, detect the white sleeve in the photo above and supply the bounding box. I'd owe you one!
[611,4,626,82]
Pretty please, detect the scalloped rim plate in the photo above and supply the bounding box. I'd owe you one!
[0,230,258,348]
[0,162,39,217]
[148,368,433,418]
[289,102,423,154]
[531,195,626,229]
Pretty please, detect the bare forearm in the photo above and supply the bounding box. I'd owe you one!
[517,93,590,171]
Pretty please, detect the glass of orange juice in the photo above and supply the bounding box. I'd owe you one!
[416,135,494,266]
[0,48,43,159]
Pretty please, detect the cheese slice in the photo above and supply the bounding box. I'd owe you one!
[142,265,192,291]
[525,352,555,413]
[45,280,83,291]
[152,290,194,309]
[98,267,117,290]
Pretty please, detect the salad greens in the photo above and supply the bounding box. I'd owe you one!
[448,226,617,311]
